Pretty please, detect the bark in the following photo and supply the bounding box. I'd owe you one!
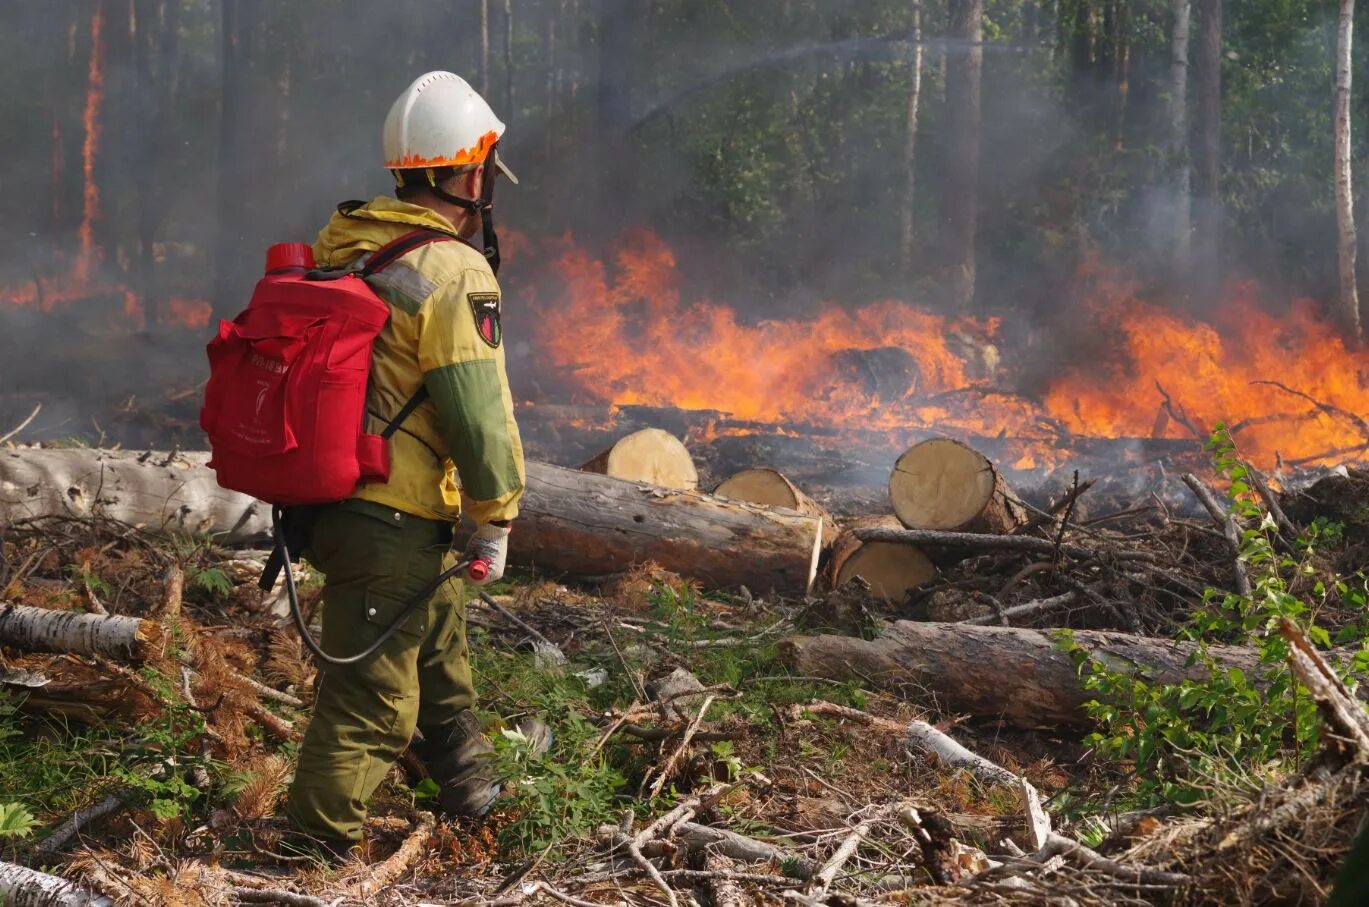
[0,862,113,907]
[1336,0,1362,340]
[516,461,823,595]
[1169,0,1192,267]
[888,438,1027,533]
[780,621,1275,729]
[900,1,924,271]
[580,428,699,490]
[1192,0,1222,280]
[944,0,983,308]
[0,447,271,544]
[0,604,164,662]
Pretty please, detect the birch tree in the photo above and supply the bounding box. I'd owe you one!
[900,1,924,272]
[1336,0,1361,340]
[944,0,983,309]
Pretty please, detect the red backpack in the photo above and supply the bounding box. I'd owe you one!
[201,230,452,506]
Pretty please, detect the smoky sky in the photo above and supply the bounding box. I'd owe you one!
[0,2,1348,468]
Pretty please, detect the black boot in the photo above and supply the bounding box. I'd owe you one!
[414,709,501,818]
[414,710,552,819]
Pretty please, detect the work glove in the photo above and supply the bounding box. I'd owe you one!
[464,523,510,586]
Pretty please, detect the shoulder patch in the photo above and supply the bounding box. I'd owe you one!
[468,292,502,348]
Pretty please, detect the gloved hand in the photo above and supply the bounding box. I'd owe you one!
[464,523,510,585]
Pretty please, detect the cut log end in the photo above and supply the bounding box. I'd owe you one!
[713,468,837,548]
[889,437,1026,533]
[833,541,936,601]
[829,517,937,601]
[581,428,699,490]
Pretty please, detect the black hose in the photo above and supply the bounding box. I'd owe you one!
[273,506,491,666]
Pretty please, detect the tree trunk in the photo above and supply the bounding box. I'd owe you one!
[75,0,106,284]
[1,451,820,595]
[1169,0,1191,269]
[515,461,823,595]
[503,0,514,121]
[480,0,490,96]
[213,0,256,319]
[900,1,924,271]
[0,604,164,662]
[0,448,271,544]
[889,438,1027,533]
[148,0,180,322]
[1192,0,1222,284]
[580,428,699,490]
[1112,0,1130,148]
[132,0,156,312]
[0,862,113,907]
[828,516,937,601]
[943,0,982,309]
[1336,0,1362,340]
[780,621,1274,729]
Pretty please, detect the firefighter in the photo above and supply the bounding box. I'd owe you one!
[283,71,543,858]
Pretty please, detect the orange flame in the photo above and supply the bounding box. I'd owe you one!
[527,231,1369,470]
[1,270,210,332]
[76,1,105,283]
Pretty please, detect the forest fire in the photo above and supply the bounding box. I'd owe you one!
[526,230,1369,473]
[0,271,211,330]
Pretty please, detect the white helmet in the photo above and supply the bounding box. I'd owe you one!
[382,71,517,182]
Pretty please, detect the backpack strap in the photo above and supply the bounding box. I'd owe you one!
[360,228,455,277]
[381,386,430,439]
[360,228,454,439]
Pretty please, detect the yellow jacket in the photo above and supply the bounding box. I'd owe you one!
[312,197,524,525]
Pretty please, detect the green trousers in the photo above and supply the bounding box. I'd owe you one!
[284,499,476,842]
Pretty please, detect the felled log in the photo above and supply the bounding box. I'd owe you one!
[3,449,819,594]
[0,604,163,662]
[0,447,269,544]
[828,516,937,600]
[581,428,699,490]
[518,461,822,595]
[713,468,835,547]
[780,621,1271,730]
[889,438,1027,533]
[0,861,113,907]
[830,346,922,401]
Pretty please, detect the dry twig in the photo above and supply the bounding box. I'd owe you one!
[347,811,437,898]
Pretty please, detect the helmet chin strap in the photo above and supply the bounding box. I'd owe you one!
[429,143,502,275]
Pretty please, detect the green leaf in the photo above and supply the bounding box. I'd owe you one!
[0,802,37,838]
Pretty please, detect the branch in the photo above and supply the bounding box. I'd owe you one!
[854,526,1156,563]
[347,811,437,898]
[1180,473,1252,597]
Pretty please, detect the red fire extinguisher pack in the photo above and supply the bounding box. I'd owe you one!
[201,231,451,505]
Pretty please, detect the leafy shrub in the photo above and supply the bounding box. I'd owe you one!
[1059,425,1369,807]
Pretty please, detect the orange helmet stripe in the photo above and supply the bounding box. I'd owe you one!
[384,129,499,170]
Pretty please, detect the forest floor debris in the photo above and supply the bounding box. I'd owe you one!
[1,463,1367,905]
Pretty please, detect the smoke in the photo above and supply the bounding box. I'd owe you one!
[0,1,1359,487]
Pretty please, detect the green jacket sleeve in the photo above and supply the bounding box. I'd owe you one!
[417,267,526,524]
